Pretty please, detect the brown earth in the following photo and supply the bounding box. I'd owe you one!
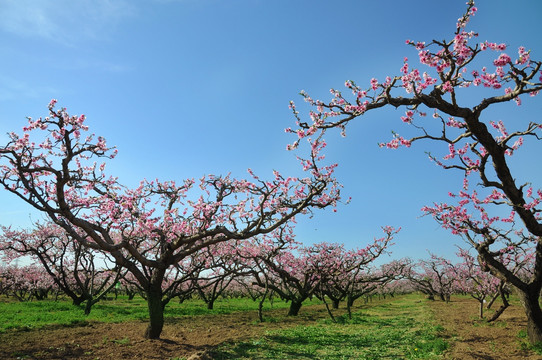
[0,305,330,360]
[0,296,540,360]
[429,296,541,360]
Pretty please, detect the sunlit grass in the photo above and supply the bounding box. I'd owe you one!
[517,329,542,355]
[211,294,448,359]
[0,294,448,358]
[0,294,309,332]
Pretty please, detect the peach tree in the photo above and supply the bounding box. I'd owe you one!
[288,1,542,344]
[0,100,341,339]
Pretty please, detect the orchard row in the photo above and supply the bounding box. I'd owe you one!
[1,0,541,342]
[1,222,526,323]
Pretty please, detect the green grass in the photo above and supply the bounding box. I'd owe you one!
[0,294,448,359]
[517,329,542,355]
[210,294,448,359]
[0,295,313,332]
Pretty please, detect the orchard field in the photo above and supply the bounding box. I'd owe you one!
[1,1,542,359]
[0,292,540,360]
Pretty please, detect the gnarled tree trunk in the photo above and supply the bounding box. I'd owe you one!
[144,286,165,339]
[287,300,303,316]
[518,287,542,344]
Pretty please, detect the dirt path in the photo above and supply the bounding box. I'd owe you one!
[429,296,540,359]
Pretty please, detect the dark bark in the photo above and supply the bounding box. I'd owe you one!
[84,299,93,315]
[258,283,269,323]
[487,284,510,323]
[518,289,542,344]
[72,296,87,306]
[144,287,165,339]
[287,300,303,316]
[486,292,499,310]
[319,288,336,323]
[487,300,509,323]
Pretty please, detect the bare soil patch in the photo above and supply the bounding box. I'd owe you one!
[429,296,540,359]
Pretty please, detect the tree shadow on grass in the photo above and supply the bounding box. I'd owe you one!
[209,340,317,360]
[209,330,384,360]
[209,320,448,360]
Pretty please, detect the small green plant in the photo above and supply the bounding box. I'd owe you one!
[518,330,542,355]
[11,351,30,359]
[0,295,312,332]
[211,294,448,359]
[112,337,131,345]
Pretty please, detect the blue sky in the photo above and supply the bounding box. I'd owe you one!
[1,0,541,263]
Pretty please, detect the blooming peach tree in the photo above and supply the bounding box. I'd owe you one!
[0,222,122,314]
[243,235,323,317]
[0,263,56,301]
[454,248,501,319]
[404,254,457,302]
[192,242,253,310]
[242,225,397,318]
[288,0,542,343]
[0,101,341,338]
[316,227,400,318]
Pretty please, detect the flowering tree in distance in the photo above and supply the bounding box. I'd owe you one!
[316,227,399,317]
[0,101,341,339]
[1,222,123,314]
[404,254,456,302]
[0,263,55,301]
[454,248,501,319]
[289,1,542,343]
[244,235,324,317]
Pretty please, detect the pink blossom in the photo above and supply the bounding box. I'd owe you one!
[370,78,378,90]
[493,53,511,66]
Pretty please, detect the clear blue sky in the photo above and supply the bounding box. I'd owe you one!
[1,0,541,263]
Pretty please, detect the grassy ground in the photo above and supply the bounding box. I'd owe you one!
[210,294,447,359]
[0,294,447,359]
[0,295,307,332]
[2,293,540,359]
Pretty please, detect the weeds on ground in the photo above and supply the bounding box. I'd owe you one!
[0,295,312,332]
[517,329,542,355]
[211,295,448,359]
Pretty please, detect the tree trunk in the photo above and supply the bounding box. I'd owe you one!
[258,284,269,323]
[487,285,510,323]
[207,299,214,310]
[486,292,500,310]
[144,287,164,339]
[332,299,340,309]
[287,300,303,316]
[487,301,509,323]
[84,299,93,315]
[72,296,86,306]
[347,296,355,309]
[345,294,354,319]
[518,288,542,345]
